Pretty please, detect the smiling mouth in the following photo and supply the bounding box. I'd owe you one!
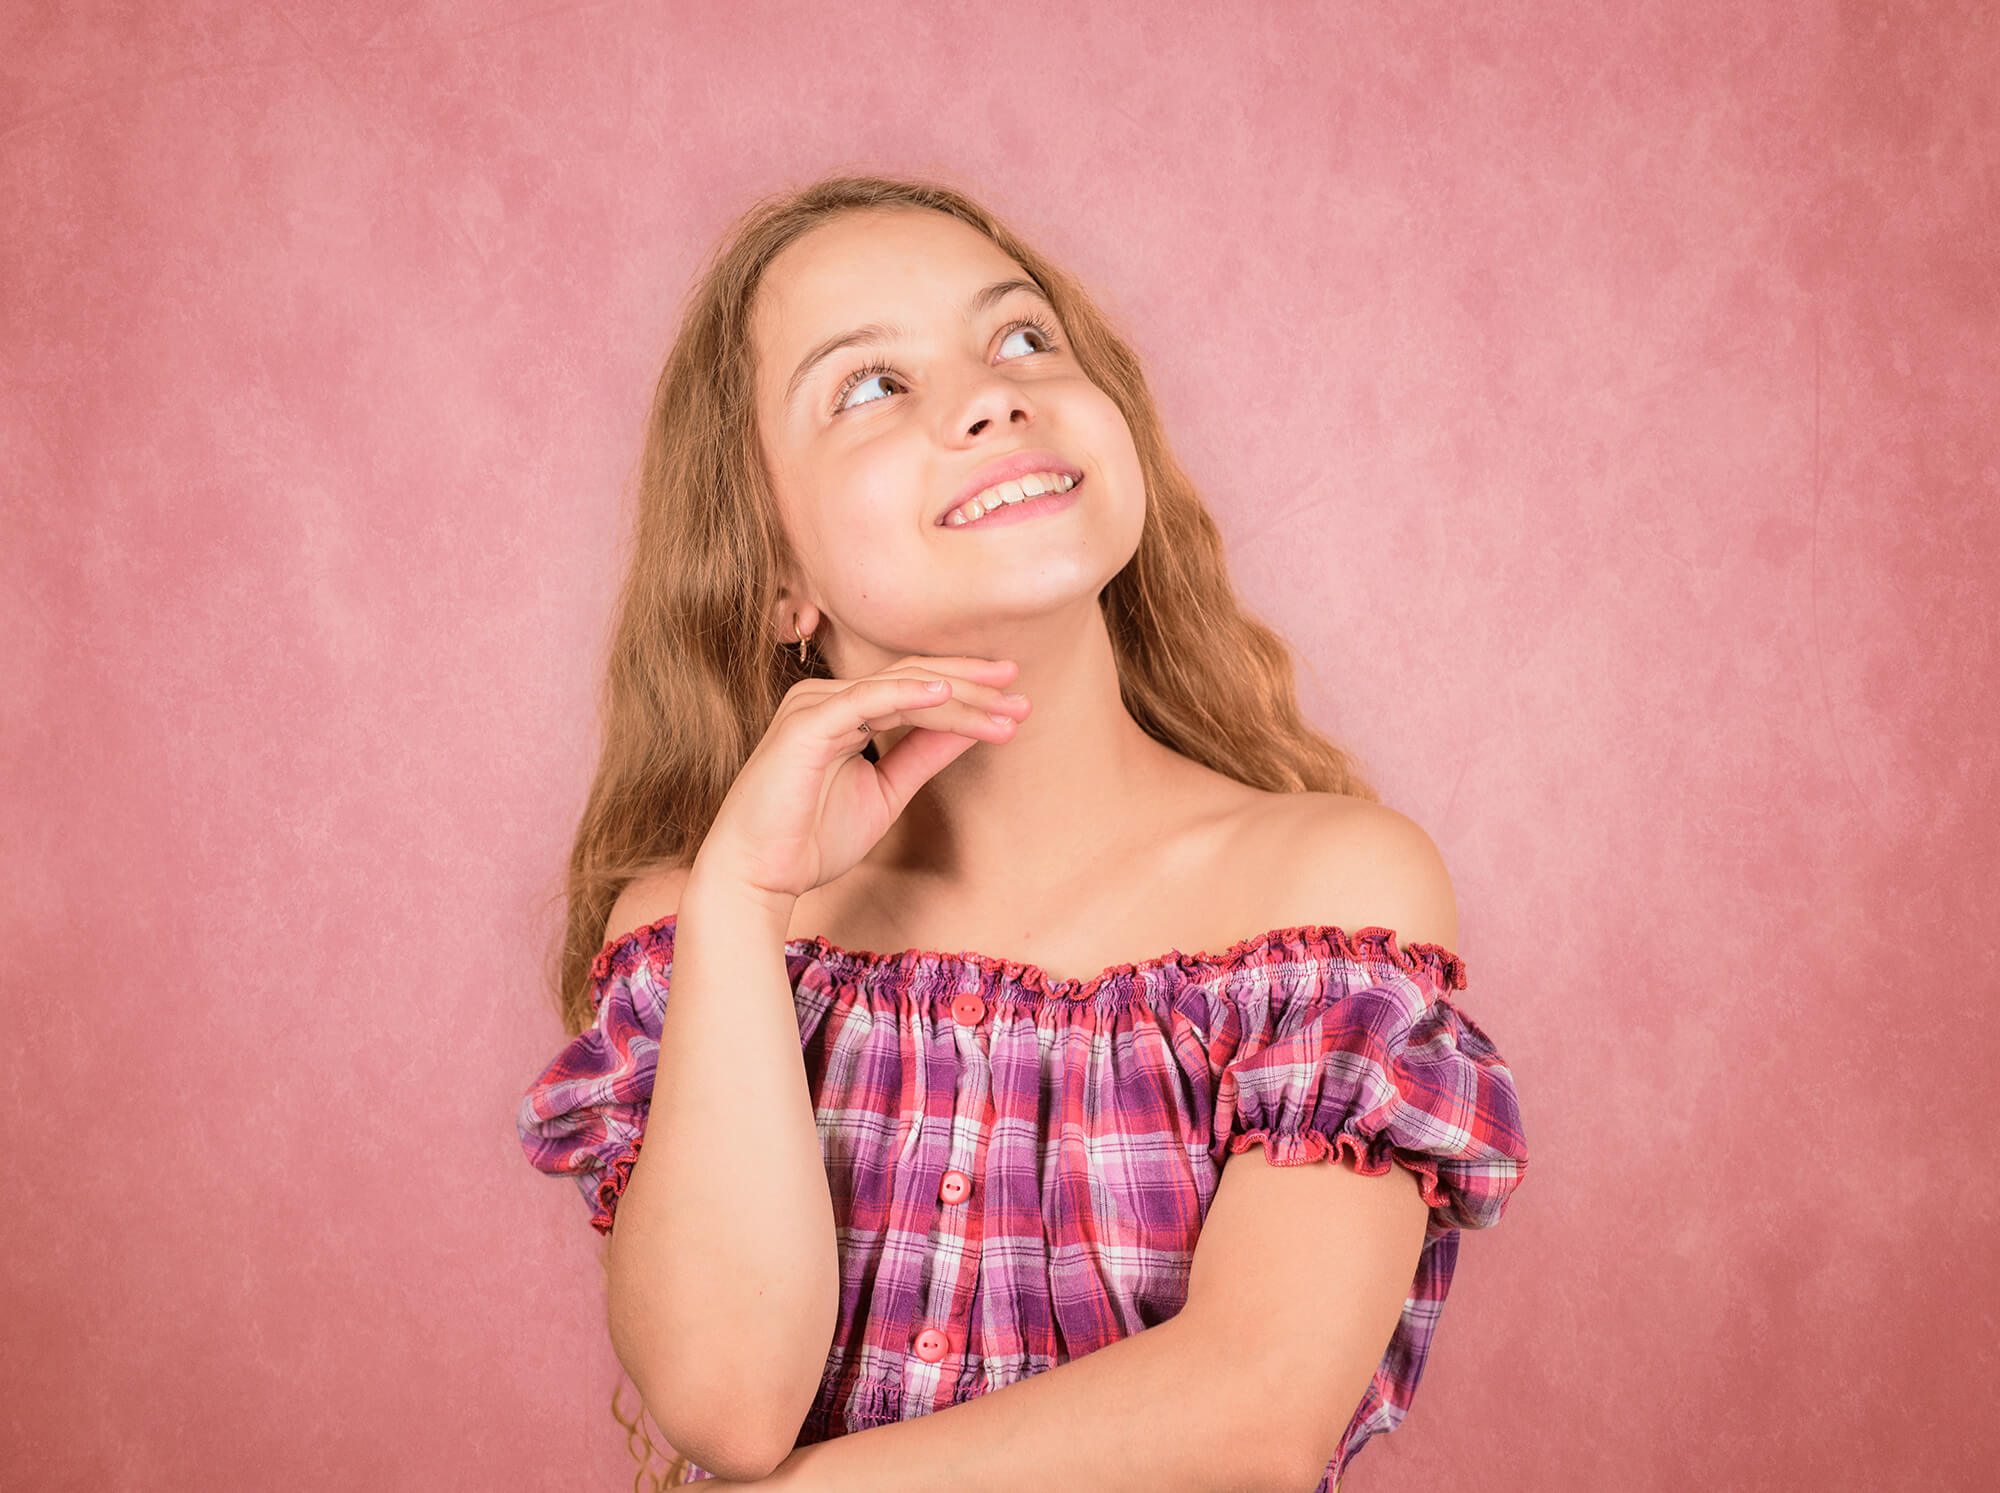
[940,473,1084,529]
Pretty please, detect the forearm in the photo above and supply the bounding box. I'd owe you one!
[609,861,839,1462]
[748,1309,1299,1493]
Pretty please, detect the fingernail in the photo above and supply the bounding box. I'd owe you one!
[988,712,1014,724]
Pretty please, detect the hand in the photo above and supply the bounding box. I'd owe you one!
[695,655,1032,903]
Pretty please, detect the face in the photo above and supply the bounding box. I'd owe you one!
[751,207,1147,668]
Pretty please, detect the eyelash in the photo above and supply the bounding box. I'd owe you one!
[830,313,1063,415]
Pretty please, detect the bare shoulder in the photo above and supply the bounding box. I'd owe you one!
[602,860,696,946]
[1243,791,1460,954]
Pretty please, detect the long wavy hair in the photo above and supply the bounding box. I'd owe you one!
[540,171,1378,1489]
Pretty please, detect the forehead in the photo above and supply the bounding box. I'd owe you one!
[753,208,1029,368]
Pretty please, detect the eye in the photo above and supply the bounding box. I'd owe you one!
[995,313,1061,361]
[831,359,903,415]
[830,312,1064,416]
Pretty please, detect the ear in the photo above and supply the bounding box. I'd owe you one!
[776,600,818,646]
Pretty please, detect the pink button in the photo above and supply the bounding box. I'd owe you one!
[914,1328,950,1362]
[939,1169,970,1204]
[951,992,986,1026]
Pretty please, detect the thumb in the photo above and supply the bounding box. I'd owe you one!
[870,727,982,814]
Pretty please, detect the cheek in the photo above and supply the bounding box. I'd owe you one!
[806,466,941,622]
[803,448,921,551]
[1073,382,1140,465]
[1074,388,1149,530]
[820,556,951,642]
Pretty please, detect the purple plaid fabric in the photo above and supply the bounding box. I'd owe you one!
[518,915,1529,1488]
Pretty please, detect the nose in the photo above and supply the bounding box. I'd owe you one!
[954,364,1036,438]
[964,386,1040,434]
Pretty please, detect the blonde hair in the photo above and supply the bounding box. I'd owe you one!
[540,171,1379,1487]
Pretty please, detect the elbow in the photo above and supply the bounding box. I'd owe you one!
[1227,1405,1338,1493]
[1258,1368,1375,1491]
[1276,1441,1341,1493]
[602,1214,839,1479]
[607,1277,828,1482]
[615,1348,805,1483]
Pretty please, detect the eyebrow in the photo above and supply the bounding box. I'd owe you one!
[783,277,1055,414]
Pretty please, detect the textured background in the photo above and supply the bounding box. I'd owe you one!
[4,2,1996,1489]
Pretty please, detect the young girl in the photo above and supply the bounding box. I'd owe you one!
[518,174,1529,1491]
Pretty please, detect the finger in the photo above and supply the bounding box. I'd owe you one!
[864,685,1028,741]
[800,675,965,753]
[873,664,1028,715]
[783,659,1015,716]
[893,677,1030,718]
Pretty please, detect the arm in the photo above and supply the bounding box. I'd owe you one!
[715,1154,1426,1493]
[1179,1148,1432,1487]
[604,858,841,1482]
[724,1306,1298,1492]
[712,799,1451,1489]
[1181,798,1457,1481]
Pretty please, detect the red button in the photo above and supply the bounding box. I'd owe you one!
[940,1169,970,1204]
[951,992,986,1026]
[914,1328,950,1362]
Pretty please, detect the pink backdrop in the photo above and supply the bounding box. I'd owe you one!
[5,4,1995,1489]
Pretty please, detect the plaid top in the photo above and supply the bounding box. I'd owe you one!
[518,914,1529,1489]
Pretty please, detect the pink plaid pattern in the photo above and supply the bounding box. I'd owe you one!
[519,915,1528,1488]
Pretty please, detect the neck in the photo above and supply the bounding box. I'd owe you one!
[850,602,1181,898]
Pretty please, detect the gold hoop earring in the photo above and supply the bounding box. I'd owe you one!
[795,617,810,664]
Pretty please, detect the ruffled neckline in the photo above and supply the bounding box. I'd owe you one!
[591,911,1466,1001]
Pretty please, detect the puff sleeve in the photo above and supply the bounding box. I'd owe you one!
[516,933,669,1235]
[1210,929,1528,1241]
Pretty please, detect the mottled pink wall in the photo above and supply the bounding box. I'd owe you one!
[4,3,1995,1489]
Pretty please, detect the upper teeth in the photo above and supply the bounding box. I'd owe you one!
[946,471,1076,526]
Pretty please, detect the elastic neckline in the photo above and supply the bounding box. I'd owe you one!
[590,911,1467,999]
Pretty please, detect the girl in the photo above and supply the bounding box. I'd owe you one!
[518,174,1529,1491]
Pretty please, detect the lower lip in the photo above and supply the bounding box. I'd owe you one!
[941,477,1083,531]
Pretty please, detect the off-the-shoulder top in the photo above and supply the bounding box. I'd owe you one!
[518,916,1529,1489]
